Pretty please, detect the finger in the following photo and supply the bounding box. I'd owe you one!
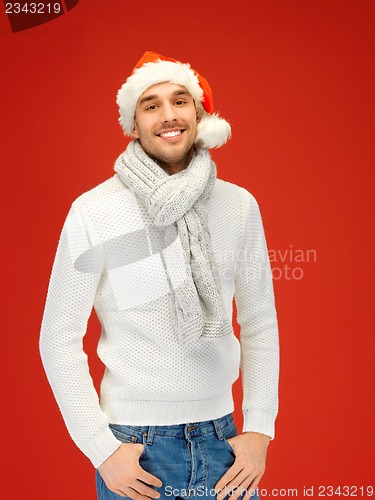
[134,480,161,499]
[214,462,243,500]
[122,484,156,500]
[138,468,163,488]
[244,484,259,500]
[112,487,128,497]
[218,471,251,500]
[245,474,262,498]
[230,475,257,500]
[214,462,243,494]
[244,487,257,500]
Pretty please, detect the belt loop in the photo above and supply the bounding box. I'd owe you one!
[145,425,155,445]
[212,418,224,441]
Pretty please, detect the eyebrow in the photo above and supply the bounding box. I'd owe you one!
[138,90,191,106]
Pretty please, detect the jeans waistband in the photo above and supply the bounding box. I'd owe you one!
[109,412,234,445]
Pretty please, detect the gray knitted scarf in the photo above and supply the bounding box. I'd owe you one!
[114,139,232,343]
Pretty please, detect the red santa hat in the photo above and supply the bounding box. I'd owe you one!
[116,51,231,149]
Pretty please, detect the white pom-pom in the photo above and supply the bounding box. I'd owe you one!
[195,113,232,149]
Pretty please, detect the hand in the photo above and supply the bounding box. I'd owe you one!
[214,432,270,499]
[98,442,163,499]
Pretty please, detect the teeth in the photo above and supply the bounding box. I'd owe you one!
[160,130,181,138]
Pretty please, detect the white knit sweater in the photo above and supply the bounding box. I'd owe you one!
[39,173,280,468]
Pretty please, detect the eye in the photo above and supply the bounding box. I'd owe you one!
[145,104,157,111]
[174,100,186,106]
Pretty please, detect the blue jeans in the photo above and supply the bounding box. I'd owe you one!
[96,412,260,500]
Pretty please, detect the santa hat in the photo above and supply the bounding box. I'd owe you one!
[116,51,231,149]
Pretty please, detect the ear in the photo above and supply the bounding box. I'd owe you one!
[131,119,139,139]
[195,104,204,124]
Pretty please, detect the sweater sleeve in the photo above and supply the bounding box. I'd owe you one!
[39,199,122,468]
[234,191,280,440]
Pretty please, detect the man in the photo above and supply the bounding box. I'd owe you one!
[39,51,280,500]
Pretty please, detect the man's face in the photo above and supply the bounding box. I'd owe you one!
[131,82,199,173]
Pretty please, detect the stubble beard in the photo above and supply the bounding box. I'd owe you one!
[139,135,196,175]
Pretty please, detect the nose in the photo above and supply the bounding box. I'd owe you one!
[160,101,177,123]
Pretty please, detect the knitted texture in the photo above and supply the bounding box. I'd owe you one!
[114,140,232,343]
[39,174,280,468]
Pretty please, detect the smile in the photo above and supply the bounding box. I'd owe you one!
[160,130,181,138]
[157,129,185,138]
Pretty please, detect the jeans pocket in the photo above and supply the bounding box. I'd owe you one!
[221,422,238,455]
[109,425,148,460]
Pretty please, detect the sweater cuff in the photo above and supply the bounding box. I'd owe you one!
[81,426,123,468]
[242,408,276,440]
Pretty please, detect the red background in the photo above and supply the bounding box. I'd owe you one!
[1,1,374,498]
